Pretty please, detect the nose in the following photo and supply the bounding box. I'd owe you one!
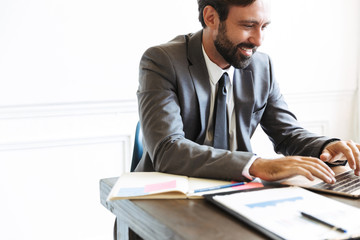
[249,28,264,47]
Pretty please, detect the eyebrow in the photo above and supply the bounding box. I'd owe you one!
[238,20,271,25]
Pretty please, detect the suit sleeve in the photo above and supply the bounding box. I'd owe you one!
[137,46,254,181]
[260,56,339,158]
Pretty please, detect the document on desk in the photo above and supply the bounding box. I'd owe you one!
[207,187,360,240]
[107,172,264,200]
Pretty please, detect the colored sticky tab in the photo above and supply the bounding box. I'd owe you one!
[145,180,177,193]
[231,181,264,190]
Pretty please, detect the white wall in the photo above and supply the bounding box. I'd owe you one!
[0,0,359,239]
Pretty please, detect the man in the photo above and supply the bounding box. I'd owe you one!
[135,0,360,183]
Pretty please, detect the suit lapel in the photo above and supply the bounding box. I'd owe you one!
[233,69,254,152]
[187,31,211,143]
[186,30,256,151]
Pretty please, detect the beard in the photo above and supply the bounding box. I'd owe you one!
[214,22,257,69]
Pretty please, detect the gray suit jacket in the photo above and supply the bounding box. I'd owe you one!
[136,30,334,181]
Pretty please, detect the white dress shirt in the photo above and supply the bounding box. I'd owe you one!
[202,45,257,180]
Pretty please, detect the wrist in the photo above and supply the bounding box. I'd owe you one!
[249,157,266,178]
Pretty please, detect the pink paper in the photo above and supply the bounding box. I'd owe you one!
[145,180,177,193]
[231,182,264,190]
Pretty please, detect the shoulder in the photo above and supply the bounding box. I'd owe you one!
[143,33,194,58]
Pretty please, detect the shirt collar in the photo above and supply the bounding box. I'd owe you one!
[202,45,234,86]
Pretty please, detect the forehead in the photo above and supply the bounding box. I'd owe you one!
[227,0,271,23]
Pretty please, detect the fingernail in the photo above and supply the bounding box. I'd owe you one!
[327,177,333,183]
[327,176,336,184]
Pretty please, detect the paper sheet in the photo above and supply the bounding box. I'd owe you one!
[213,187,360,240]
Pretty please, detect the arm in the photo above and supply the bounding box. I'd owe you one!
[249,139,360,182]
[137,46,253,181]
[246,56,339,183]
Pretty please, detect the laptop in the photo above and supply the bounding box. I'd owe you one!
[285,170,360,198]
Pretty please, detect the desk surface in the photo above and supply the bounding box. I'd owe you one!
[100,174,360,240]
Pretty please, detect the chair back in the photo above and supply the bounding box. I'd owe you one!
[130,122,143,172]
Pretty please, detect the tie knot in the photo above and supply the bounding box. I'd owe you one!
[218,73,229,94]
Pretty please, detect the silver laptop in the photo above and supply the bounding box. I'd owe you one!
[305,170,360,198]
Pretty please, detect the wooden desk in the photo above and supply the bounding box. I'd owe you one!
[100,175,360,240]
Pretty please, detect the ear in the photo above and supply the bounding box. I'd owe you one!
[203,5,219,30]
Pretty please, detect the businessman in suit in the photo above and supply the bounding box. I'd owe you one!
[135,0,360,183]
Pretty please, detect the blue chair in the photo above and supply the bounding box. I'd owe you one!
[114,122,143,240]
[130,122,143,172]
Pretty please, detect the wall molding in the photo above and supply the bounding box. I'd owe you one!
[0,90,355,119]
[0,100,138,153]
[0,99,138,119]
[0,90,356,151]
[284,89,356,103]
[0,135,131,151]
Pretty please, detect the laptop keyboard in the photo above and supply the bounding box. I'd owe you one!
[312,171,360,193]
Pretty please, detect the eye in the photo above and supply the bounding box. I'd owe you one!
[261,23,271,30]
[243,24,255,29]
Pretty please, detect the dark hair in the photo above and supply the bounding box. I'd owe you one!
[198,0,257,28]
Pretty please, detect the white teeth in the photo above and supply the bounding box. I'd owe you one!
[241,47,252,52]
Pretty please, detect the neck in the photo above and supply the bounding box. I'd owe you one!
[202,29,230,69]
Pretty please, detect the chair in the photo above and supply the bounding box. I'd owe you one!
[130,122,143,172]
[114,122,143,240]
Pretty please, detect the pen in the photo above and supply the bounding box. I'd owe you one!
[194,182,246,193]
[300,211,347,233]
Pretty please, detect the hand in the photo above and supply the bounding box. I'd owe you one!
[320,140,360,176]
[249,156,336,184]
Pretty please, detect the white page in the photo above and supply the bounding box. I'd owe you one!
[213,187,360,240]
[107,172,189,200]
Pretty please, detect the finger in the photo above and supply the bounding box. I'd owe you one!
[321,141,347,163]
[320,151,343,163]
[291,157,335,183]
[347,141,360,175]
[303,157,335,176]
[320,151,332,162]
[292,168,315,182]
[302,164,336,184]
[305,158,336,183]
[357,143,360,176]
[292,165,334,184]
[341,141,358,170]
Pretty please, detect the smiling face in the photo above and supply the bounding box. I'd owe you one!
[214,21,258,69]
[203,0,271,69]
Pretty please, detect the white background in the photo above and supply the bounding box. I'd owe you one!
[0,0,359,239]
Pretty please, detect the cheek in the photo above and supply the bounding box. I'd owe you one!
[229,30,249,45]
